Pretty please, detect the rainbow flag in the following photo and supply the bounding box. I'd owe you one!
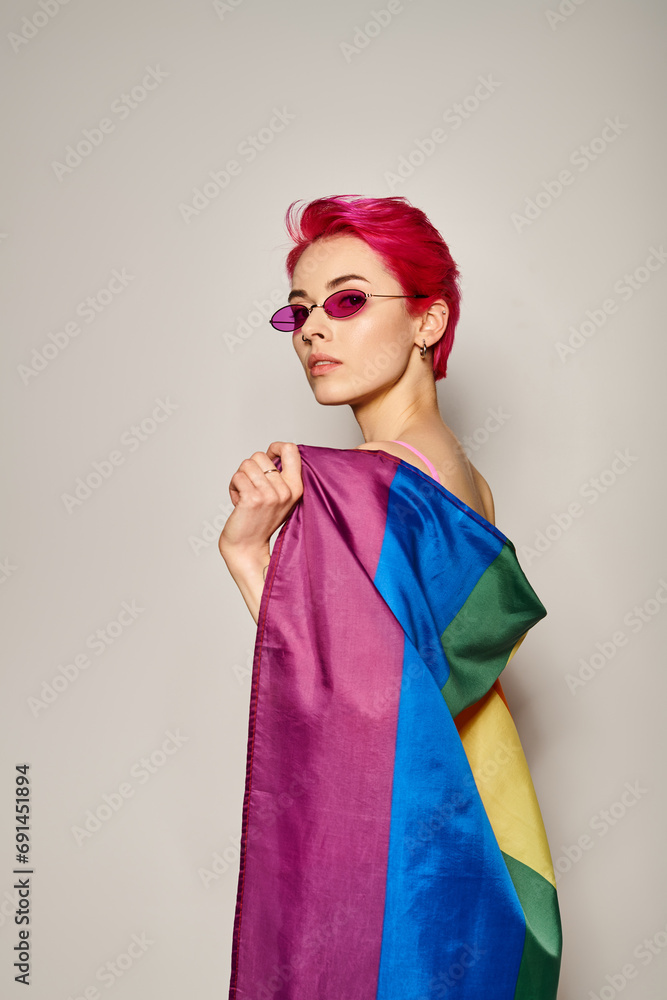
[228,444,562,1000]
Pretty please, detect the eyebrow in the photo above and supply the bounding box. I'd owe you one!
[288,274,370,303]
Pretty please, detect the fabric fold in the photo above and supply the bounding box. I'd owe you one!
[228,444,562,1000]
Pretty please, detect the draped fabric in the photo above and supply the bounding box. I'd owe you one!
[228,444,562,1000]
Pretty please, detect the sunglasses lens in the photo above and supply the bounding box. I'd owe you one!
[270,290,367,331]
[270,305,308,332]
[326,290,367,318]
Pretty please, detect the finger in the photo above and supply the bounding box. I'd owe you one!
[232,465,267,496]
[266,441,301,478]
[233,461,287,502]
[266,443,303,503]
[248,450,281,475]
[243,455,286,496]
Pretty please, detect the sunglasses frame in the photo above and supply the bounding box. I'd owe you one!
[269,288,429,333]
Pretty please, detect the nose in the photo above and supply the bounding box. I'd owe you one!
[299,305,330,341]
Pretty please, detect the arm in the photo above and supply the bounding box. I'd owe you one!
[219,544,271,627]
[218,441,303,624]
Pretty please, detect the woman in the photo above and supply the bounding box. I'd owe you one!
[219,196,562,1000]
[219,196,490,623]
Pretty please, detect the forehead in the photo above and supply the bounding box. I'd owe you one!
[292,234,389,286]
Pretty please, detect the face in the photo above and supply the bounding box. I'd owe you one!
[288,235,425,406]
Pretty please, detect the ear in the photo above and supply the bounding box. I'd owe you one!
[414,300,449,349]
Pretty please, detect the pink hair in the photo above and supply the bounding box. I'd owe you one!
[283,194,462,381]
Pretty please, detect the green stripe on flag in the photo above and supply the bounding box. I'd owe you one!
[440,542,547,717]
[501,851,562,1000]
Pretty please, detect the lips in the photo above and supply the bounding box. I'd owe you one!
[308,352,342,370]
[310,361,342,376]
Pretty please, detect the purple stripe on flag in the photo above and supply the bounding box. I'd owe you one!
[230,448,405,999]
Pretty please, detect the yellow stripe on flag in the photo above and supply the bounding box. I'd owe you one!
[455,678,557,889]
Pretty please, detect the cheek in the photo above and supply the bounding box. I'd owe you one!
[351,315,410,367]
[318,336,398,393]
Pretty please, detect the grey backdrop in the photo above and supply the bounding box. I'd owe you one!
[2,1,666,997]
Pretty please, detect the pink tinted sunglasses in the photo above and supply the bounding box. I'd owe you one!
[269,288,428,333]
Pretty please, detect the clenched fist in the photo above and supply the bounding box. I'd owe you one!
[218,442,303,624]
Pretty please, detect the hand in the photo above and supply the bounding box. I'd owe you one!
[218,441,303,562]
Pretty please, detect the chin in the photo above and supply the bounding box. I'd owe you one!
[310,383,350,405]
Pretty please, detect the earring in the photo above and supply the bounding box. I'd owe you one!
[419,310,445,358]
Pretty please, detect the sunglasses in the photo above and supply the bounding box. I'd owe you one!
[269,288,428,333]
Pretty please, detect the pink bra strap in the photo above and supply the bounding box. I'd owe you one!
[390,440,441,484]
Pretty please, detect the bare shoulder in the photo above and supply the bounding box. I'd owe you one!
[354,438,496,526]
[440,447,496,526]
[354,440,432,474]
[355,439,440,484]
[440,429,496,526]
[469,465,495,526]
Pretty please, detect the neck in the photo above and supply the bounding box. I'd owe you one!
[351,352,444,443]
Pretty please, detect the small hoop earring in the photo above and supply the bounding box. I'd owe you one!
[419,311,445,358]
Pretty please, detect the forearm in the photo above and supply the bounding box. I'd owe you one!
[220,545,271,626]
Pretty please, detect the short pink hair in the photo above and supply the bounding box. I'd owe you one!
[283,194,462,381]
